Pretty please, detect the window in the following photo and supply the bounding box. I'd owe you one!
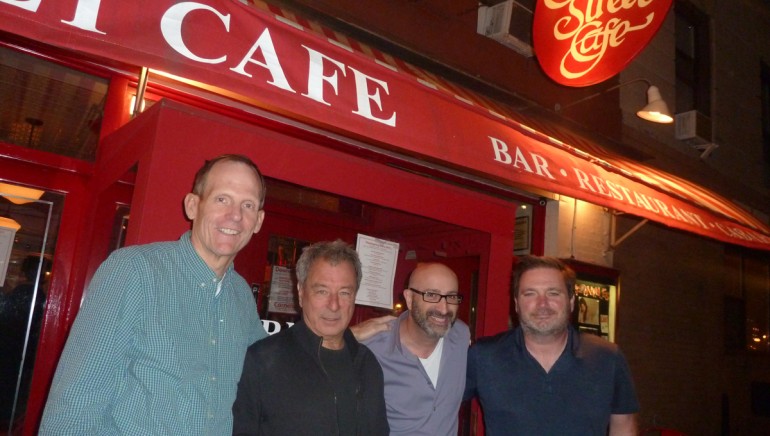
[675,1,711,116]
[725,246,770,354]
[761,62,770,185]
[0,45,108,161]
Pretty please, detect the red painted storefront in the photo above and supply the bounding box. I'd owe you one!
[2,1,770,434]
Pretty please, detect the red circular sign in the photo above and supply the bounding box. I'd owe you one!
[533,0,673,87]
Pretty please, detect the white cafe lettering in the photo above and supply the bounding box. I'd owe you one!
[543,0,655,79]
[489,136,712,231]
[572,167,710,229]
[262,320,295,335]
[0,0,397,127]
[713,223,770,244]
[489,136,556,179]
[0,0,105,33]
[157,3,398,126]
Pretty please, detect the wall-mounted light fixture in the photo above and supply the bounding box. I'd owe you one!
[556,78,673,124]
[0,182,44,205]
[0,216,21,231]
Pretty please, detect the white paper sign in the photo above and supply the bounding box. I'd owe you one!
[267,265,298,314]
[355,234,398,309]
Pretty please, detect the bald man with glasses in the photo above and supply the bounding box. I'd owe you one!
[362,263,470,436]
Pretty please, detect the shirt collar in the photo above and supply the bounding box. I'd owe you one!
[514,324,580,358]
[179,231,234,284]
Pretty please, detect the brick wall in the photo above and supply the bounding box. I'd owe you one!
[549,198,770,434]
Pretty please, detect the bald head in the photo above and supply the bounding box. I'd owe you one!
[405,263,460,340]
[408,263,458,290]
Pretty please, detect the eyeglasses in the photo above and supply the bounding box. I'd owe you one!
[408,288,464,305]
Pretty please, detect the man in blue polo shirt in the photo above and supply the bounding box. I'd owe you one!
[363,262,470,435]
[464,255,639,435]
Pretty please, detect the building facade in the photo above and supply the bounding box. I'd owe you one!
[291,0,770,433]
[1,0,769,434]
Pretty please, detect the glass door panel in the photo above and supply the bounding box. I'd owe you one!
[0,186,61,434]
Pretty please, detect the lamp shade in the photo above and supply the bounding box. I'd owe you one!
[637,86,673,123]
[0,182,44,205]
[0,216,21,231]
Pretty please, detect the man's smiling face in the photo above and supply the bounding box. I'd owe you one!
[184,160,265,275]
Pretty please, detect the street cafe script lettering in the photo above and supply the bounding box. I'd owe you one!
[533,0,673,86]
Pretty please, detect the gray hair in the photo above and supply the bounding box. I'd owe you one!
[295,239,362,291]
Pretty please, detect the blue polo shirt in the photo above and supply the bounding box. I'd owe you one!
[464,326,639,436]
[363,311,470,435]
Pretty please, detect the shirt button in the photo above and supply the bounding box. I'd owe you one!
[200,282,206,288]
[210,339,216,345]
[211,376,217,382]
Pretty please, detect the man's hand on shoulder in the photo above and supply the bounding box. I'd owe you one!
[351,315,397,342]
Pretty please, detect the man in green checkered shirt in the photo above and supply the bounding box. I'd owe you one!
[40,155,269,435]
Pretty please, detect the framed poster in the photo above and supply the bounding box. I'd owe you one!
[514,216,530,253]
[563,259,619,343]
[266,265,297,314]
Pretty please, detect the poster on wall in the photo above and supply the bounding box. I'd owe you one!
[263,235,308,317]
[267,235,307,267]
[575,279,616,342]
[514,215,530,254]
[355,234,399,310]
[267,265,297,314]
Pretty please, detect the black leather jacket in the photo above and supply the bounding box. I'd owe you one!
[232,320,389,435]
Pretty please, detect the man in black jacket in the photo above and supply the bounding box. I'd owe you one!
[232,240,388,436]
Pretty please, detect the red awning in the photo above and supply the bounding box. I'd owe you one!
[255,2,770,241]
[1,0,768,250]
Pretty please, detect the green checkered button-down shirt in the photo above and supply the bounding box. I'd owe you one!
[40,232,267,435]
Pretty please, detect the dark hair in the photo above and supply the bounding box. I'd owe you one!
[512,255,576,299]
[192,154,266,208]
[296,240,362,291]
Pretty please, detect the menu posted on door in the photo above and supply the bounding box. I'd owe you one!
[355,234,399,310]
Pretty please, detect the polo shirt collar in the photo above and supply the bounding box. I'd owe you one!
[179,231,235,285]
[514,324,581,368]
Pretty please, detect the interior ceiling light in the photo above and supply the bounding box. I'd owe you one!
[0,182,44,205]
[0,216,21,231]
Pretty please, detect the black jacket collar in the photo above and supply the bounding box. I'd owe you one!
[291,319,361,362]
